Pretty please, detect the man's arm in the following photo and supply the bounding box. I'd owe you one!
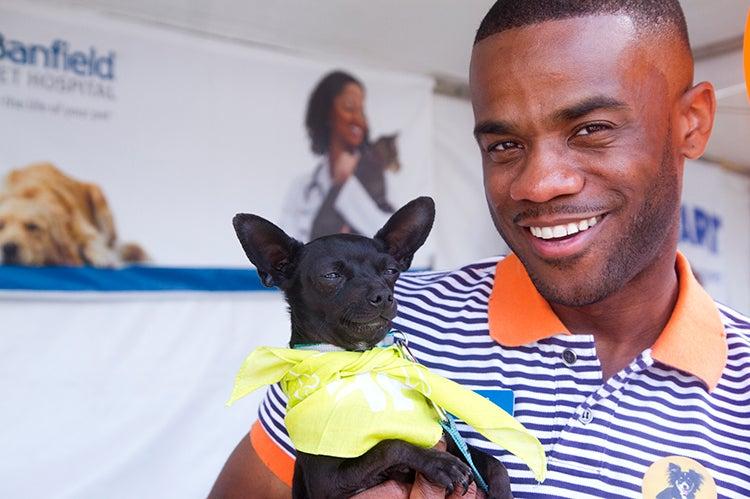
[208,431,480,499]
[208,434,291,499]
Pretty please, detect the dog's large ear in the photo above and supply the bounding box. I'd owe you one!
[374,196,434,271]
[232,214,302,288]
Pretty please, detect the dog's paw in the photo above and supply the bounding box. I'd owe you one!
[416,451,474,496]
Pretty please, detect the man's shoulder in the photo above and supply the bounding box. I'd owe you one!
[392,256,505,344]
[394,256,504,315]
[716,301,750,347]
[397,255,504,293]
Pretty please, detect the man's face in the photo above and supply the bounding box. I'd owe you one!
[470,15,684,307]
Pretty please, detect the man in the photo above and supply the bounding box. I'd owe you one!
[210,1,750,497]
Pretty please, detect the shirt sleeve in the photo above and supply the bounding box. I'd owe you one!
[252,383,296,486]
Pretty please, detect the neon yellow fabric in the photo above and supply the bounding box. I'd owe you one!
[228,345,546,482]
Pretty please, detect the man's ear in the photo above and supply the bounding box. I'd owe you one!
[677,81,716,159]
[232,214,302,288]
[374,196,435,271]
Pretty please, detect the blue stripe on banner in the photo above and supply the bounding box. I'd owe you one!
[0,266,433,293]
[0,265,272,292]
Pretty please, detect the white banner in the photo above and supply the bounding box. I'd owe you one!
[680,159,750,312]
[0,2,434,268]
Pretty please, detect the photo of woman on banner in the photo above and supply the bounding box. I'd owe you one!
[280,70,398,242]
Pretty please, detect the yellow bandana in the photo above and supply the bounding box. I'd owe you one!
[228,345,546,482]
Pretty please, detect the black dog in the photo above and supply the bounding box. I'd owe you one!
[233,196,511,498]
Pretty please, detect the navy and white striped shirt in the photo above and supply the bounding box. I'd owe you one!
[253,253,750,498]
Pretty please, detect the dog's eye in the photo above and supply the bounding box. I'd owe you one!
[383,268,399,276]
[323,272,341,280]
[25,222,40,232]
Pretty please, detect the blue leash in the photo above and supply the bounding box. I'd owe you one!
[440,414,490,493]
[392,331,490,494]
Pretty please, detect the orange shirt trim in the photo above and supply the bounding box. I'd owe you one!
[488,252,727,391]
[250,421,294,487]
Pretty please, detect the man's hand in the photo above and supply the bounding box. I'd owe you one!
[351,438,485,499]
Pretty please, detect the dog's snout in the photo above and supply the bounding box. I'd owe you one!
[2,242,19,263]
[368,289,393,307]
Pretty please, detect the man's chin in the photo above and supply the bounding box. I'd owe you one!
[529,267,622,308]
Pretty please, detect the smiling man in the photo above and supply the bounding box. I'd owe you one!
[210,1,750,498]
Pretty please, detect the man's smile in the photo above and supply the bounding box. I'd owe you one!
[528,215,602,239]
[520,214,608,260]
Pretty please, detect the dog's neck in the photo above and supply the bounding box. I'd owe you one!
[291,333,396,352]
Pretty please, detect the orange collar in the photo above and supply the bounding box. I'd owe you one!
[488,252,727,391]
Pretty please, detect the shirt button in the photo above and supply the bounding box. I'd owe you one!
[562,348,577,366]
[580,408,593,424]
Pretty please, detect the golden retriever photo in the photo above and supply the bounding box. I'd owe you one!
[0,162,147,267]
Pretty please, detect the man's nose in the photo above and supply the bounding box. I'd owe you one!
[509,142,584,203]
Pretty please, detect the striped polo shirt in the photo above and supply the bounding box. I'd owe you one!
[252,253,750,498]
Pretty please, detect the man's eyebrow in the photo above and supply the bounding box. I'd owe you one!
[553,96,628,123]
[473,120,516,140]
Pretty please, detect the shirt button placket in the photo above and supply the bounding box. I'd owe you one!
[579,408,594,425]
[562,348,577,366]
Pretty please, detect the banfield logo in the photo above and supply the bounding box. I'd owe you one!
[0,33,115,80]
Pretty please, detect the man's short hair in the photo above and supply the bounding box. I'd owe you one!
[475,0,690,49]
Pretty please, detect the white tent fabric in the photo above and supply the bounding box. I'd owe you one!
[0,291,290,499]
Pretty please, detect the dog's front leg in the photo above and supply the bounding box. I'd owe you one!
[295,439,474,499]
[464,445,513,499]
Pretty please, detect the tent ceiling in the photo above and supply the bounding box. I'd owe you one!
[26,0,750,171]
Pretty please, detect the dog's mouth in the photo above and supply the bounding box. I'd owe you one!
[336,315,393,351]
[341,315,392,329]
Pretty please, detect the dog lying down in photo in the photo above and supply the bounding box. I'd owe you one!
[0,162,147,267]
[228,197,546,498]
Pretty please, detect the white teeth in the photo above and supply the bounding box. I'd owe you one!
[529,216,602,240]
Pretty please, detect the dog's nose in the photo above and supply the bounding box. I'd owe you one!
[368,290,393,307]
[2,242,19,262]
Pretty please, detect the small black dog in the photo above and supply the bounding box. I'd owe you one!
[233,196,511,498]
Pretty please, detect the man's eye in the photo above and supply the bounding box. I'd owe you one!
[575,123,611,136]
[323,272,340,279]
[489,140,521,152]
